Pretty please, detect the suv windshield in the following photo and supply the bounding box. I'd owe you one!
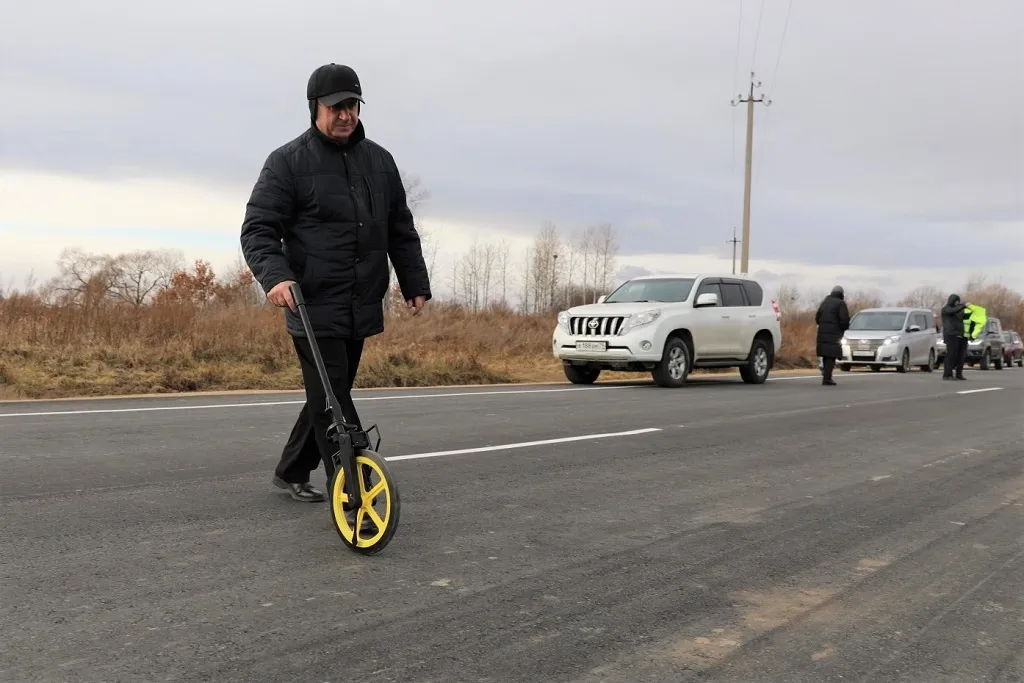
[604,278,695,303]
[849,311,908,331]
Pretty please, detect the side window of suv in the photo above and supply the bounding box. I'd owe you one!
[741,280,763,306]
[720,283,746,307]
[696,282,722,306]
[913,313,929,331]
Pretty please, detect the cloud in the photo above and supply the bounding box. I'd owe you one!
[1,0,1021,295]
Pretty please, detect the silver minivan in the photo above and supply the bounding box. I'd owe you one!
[840,307,938,373]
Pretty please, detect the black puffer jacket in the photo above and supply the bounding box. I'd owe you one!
[240,121,431,339]
[940,294,968,338]
[815,291,851,358]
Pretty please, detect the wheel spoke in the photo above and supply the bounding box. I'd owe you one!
[365,506,386,530]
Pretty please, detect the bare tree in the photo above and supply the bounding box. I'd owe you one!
[593,222,619,299]
[45,247,116,308]
[529,222,560,313]
[774,282,802,317]
[496,239,512,307]
[898,285,946,312]
[107,249,183,307]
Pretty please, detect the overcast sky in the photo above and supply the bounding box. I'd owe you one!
[2,0,1022,303]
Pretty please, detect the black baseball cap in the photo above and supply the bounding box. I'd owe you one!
[306,63,364,107]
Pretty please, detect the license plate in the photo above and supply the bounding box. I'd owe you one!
[854,352,874,358]
[575,341,607,352]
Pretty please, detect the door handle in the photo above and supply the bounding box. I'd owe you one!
[721,315,730,319]
[748,314,757,318]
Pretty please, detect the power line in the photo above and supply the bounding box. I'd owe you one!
[749,0,766,69]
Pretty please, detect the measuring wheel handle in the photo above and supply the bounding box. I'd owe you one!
[287,283,402,555]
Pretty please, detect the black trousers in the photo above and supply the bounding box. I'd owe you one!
[821,356,836,381]
[942,334,967,377]
[274,336,365,485]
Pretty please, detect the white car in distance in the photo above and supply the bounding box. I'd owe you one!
[552,274,783,387]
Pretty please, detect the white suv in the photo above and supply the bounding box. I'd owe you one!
[552,274,782,387]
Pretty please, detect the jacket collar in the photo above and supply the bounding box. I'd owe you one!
[310,119,366,150]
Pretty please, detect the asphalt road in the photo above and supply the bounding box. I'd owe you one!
[2,367,1022,683]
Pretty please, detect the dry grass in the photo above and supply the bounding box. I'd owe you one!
[2,283,1022,400]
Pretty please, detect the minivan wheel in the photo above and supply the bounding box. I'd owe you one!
[897,348,910,373]
[980,352,990,370]
[920,349,935,372]
[652,337,690,388]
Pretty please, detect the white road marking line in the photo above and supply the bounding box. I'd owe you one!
[385,428,662,462]
[0,369,919,419]
[956,387,1003,395]
[0,385,634,418]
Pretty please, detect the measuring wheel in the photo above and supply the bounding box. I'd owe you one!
[328,448,400,555]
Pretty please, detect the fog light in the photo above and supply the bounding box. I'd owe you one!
[641,341,652,351]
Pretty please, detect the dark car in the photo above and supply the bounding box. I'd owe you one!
[1002,330,1023,367]
[965,316,1006,370]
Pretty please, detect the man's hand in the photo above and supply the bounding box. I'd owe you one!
[268,280,298,312]
[406,295,427,316]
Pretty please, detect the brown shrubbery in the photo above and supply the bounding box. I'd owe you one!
[1,253,1021,400]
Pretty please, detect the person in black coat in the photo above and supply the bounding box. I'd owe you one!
[815,285,851,386]
[940,293,971,380]
[240,63,432,504]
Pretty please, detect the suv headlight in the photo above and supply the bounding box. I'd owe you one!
[617,309,661,335]
[557,311,571,332]
[883,335,901,345]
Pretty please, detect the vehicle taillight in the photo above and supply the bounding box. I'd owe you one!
[771,299,781,321]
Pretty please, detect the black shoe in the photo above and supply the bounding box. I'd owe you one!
[273,476,326,502]
[956,375,967,380]
[942,375,955,381]
[822,379,837,386]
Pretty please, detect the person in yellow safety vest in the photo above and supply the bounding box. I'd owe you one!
[964,304,987,340]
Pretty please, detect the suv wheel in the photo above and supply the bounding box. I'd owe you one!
[652,337,690,388]
[920,348,935,373]
[740,338,771,384]
[563,363,600,385]
[994,353,1003,370]
[897,348,910,373]
[980,351,990,370]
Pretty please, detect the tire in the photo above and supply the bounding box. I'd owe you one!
[897,348,910,373]
[1017,355,1023,367]
[920,349,935,372]
[840,363,852,372]
[564,363,600,385]
[652,336,690,388]
[739,338,772,384]
[328,448,400,555]
[994,353,1003,370]
[980,351,989,370]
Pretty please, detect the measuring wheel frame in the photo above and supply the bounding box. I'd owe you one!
[288,283,402,555]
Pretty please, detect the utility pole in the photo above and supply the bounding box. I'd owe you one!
[731,72,771,276]
[727,227,740,275]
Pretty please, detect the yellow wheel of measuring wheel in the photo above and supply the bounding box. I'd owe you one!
[328,449,400,554]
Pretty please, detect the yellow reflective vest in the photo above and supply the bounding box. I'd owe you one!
[964,304,987,340]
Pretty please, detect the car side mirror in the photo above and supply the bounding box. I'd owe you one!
[695,292,719,308]
[908,325,921,332]
[597,295,607,304]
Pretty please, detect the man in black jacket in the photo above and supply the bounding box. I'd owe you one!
[815,285,851,386]
[940,293,970,380]
[240,63,432,503]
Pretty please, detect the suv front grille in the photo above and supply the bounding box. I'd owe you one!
[570,316,625,336]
